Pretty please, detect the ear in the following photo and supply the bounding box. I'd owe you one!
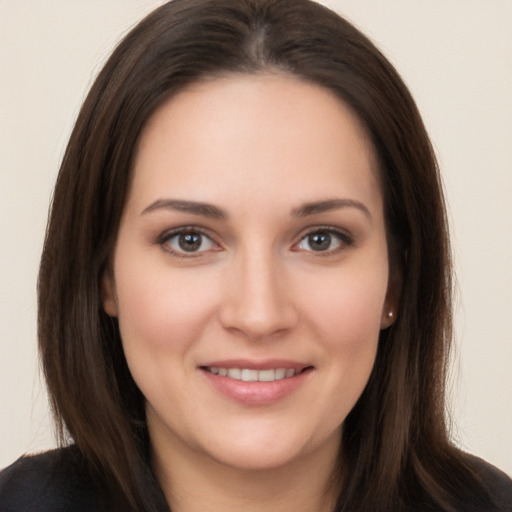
[101,271,118,317]
[380,264,401,330]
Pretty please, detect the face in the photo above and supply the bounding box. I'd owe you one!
[103,74,397,473]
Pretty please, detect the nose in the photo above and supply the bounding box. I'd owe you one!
[219,249,298,341]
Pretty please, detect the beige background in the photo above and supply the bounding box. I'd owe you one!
[1,1,511,474]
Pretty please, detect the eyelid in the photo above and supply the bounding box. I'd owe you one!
[157,226,222,257]
[292,226,355,254]
[155,224,354,257]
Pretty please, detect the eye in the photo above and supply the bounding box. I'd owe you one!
[296,229,352,253]
[162,229,217,255]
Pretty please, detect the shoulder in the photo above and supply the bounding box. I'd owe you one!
[466,454,512,511]
[0,446,109,512]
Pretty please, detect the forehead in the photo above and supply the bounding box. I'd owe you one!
[129,73,382,213]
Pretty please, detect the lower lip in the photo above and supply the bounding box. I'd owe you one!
[201,368,312,405]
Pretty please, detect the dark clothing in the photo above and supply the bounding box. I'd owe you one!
[0,447,105,512]
[1,446,511,511]
[0,446,168,512]
[473,459,512,511]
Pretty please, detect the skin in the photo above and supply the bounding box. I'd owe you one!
[103,74,398,512]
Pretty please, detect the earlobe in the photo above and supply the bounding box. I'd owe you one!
[101,272,118,317]
[380,309,396,330]
[380,265,402,330]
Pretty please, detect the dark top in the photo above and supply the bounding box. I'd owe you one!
[0,446,169,512]
[1,446,511,511]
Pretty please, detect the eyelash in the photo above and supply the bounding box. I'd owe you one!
[294,227,354,255]
[157,226,354,257]
[158,227,220,258]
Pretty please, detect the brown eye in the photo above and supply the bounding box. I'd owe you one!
[297,229,351,253]
[306,232,332,251]
[164,231,215,254]
[179,232,202,251]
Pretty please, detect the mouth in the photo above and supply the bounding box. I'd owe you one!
[201,366,311,382]
[199,361,313,405]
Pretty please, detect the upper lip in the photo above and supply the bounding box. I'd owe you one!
[199,359,311,371]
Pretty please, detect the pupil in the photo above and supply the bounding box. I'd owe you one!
[179,233,201,251]
[309,232,331,251]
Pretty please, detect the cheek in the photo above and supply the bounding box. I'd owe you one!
[114,261,220,358]
[301,260,388,397]
[306,266,388,344]
[113,263,225,413]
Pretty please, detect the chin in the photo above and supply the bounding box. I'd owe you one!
[206,444,310,472]
[195,422,342,473]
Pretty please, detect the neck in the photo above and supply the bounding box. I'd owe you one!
[151,433,341,512]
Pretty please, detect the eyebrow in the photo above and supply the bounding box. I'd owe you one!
[292,198,372,221]
[141,197,372,222]
[141,199,227,219]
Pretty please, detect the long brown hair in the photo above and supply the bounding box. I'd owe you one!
[38,1,491,510]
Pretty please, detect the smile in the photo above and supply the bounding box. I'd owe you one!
[205,367,299,382]
[200,362,313,405]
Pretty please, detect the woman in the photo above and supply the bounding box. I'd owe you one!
[1,0,510,510]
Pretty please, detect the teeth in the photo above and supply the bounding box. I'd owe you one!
[206,367,299,381]
[241,369,258,382]
[227,368,241,379]
[258,369,275,382]
[275,368,286,379]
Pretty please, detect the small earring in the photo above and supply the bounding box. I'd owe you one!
[387,311,393,319]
